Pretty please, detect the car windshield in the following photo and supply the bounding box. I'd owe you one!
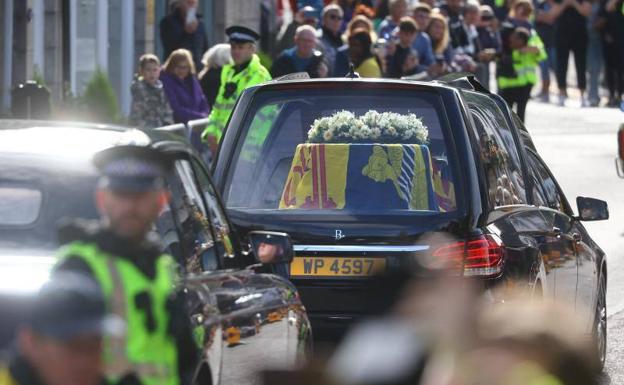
[224,87,458,216]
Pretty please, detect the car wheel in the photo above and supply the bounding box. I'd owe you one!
[594,273,607,370]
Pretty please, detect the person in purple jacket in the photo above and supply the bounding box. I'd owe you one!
[160,48,209,124]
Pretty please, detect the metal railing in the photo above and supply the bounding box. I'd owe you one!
[153,122,187,137]
[186,118,210,134]
[152,118,213,167]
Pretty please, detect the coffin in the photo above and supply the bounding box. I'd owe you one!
[279,143,450,211]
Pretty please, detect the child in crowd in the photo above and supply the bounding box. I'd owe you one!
[497,27,546,122]
[385,17,421,78]
[129,54,174,129]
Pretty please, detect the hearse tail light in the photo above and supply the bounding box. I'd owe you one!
[432,234,504,278]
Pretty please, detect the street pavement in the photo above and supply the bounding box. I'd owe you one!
[524,100,623,383]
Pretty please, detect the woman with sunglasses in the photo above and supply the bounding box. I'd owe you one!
[160,48,209,124]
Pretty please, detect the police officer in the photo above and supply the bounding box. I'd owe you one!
[201,26,272,154]
[0,273,122,385]
[53,145,197,385]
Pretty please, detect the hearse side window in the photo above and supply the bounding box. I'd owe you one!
[520,144,548,207]
[525,150,566,212]
[190,158,235,260]
[166,160,219,273]
[467,112,526,208]
[463,92,526,207]
[510,112,534,147]
[525,161,548,207]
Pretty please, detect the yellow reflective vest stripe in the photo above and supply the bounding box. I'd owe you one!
[498,33,547,90]
[57,242,179,385]
[202,54,272,143]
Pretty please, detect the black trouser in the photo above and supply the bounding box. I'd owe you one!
[555,30,588,92]
[603,40,624,100]
[500,85,532,122]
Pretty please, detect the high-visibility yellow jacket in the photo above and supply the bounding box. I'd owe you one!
[57,242,179,385]
[498,34,547,90]
[202,54,271,143]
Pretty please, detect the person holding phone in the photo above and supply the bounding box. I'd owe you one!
[160,0,208,72]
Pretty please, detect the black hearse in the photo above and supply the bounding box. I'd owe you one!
[211,76,609,367]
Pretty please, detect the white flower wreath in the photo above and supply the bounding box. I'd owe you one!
[307,110,429,144]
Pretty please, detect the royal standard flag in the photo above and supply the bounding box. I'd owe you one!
[280,143,442,211]
[280,143,348,209]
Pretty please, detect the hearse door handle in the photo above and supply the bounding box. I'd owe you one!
[552,227,562,237]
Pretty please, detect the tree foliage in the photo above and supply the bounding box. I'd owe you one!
[81,69,120,123]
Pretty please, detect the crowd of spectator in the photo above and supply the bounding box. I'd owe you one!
[129,0,624,129]
[271,0,623,113]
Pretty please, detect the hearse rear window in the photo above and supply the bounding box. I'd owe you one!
[224,88,458,215]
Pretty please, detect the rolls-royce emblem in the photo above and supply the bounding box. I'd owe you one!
[335,230,345,240]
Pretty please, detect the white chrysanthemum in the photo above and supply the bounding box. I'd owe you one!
[307,109,428,144]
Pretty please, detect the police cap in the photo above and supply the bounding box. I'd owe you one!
[28,273,124,340]
[226,25,261,44]
[93,145,174,192]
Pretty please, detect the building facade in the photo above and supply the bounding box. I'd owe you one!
[0,0,262,117]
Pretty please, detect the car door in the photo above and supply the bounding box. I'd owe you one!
[184,154,310,384]
[571,219,599,331]
[188,157,243,269]
[525,150,579,309]
[155,156,224,385]
[465,92,556,296]
[521,149,556,299]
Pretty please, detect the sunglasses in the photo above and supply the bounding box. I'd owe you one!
[328,14,343,20]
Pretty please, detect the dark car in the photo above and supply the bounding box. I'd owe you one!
[0,120,311,385]
[211,76,609,366]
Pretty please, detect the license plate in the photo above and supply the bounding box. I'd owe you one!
[290,257,386,277]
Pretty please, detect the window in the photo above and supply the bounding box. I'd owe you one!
[464,92,526,207]
[0,186,42,225]
[528,170,548,207]
[523,149,548,207]
[525,151,566,213]
[156,205,183,266]
[163,160,218,273]
[224,87,458,216]
[191,158,235,260]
